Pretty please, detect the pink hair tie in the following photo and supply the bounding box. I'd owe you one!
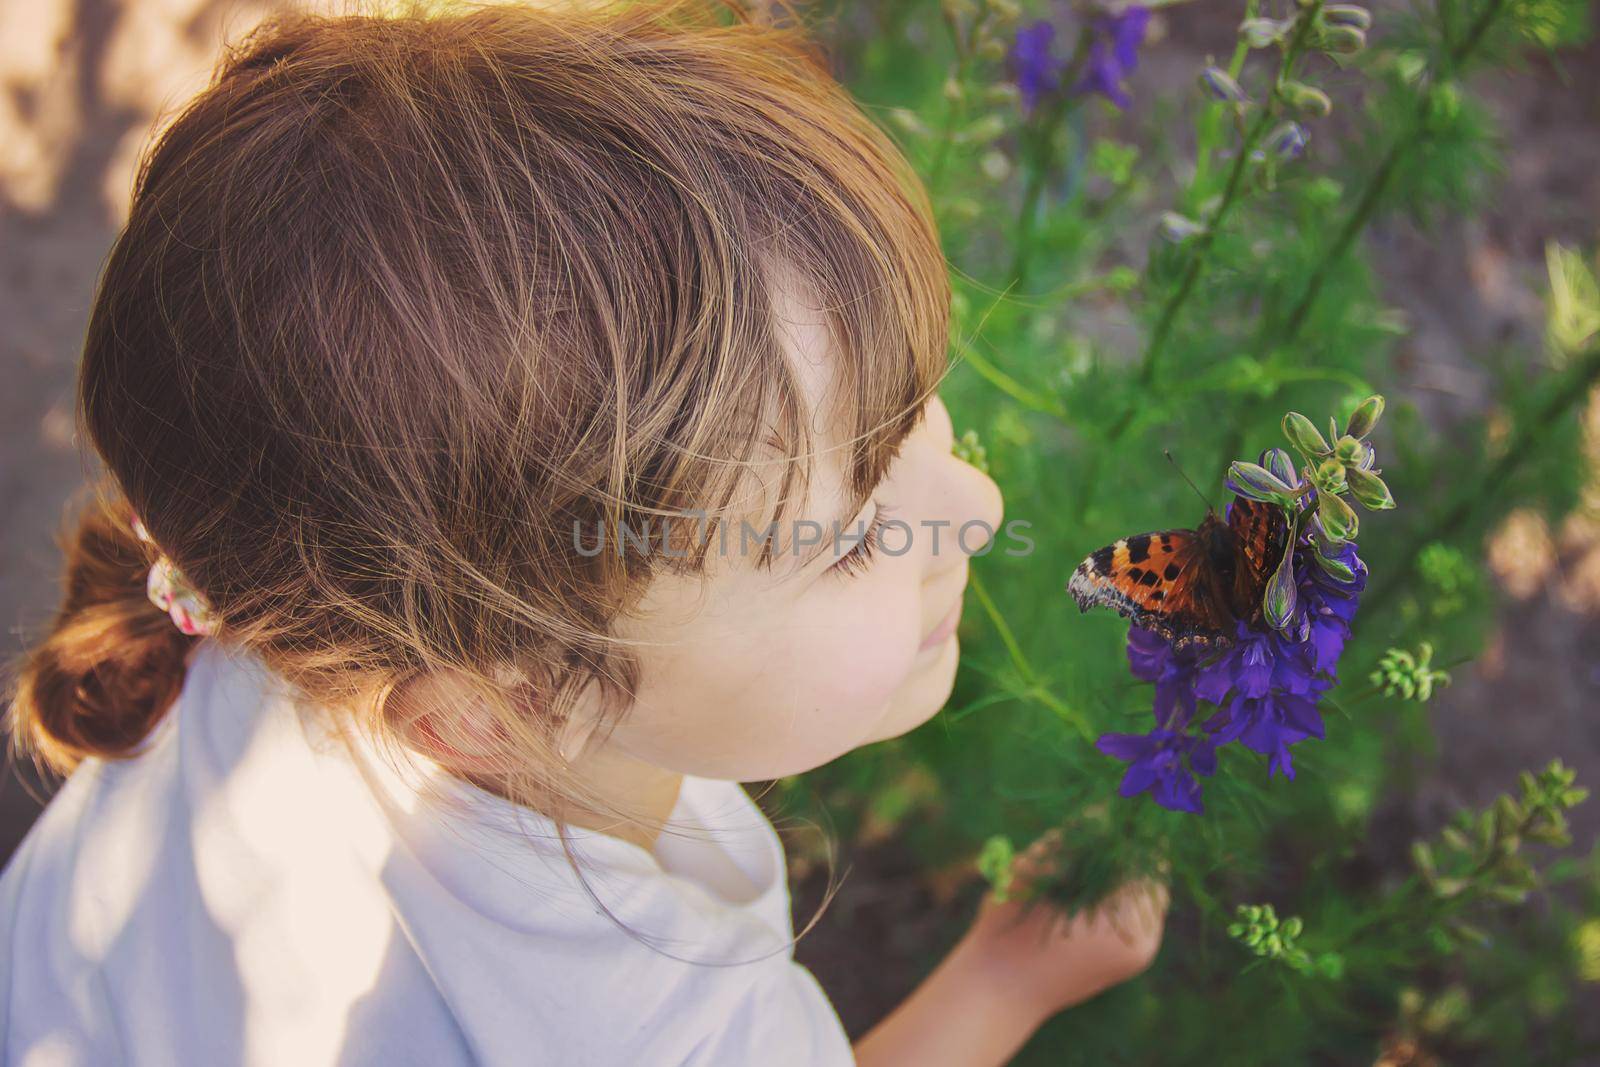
[131,513,218,637]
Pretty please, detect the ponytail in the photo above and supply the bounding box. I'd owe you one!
[4,485,198,777]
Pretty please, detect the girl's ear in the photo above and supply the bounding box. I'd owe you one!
[388,667,518,774]
[554,682,606,763]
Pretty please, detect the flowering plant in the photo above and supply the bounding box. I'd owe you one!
[1096,397,1393,812]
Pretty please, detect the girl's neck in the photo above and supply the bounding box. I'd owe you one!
[461,744,686,854]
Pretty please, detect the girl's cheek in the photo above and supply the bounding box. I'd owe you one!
[792,588,919,710]
[608,568,925,776]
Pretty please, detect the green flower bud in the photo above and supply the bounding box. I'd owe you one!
[1200,67,1250,104]
[1324,4,1373,29]
[957,115,1005,145]
[1264,542,1299,631]
[1311,456,1347,495]
[1159,211,1206,243]
[1346,466,1396,510]
[975,835,1015,902]
[1282,411,1330,457]
[1495,794,1522,831]
[886,108,930,138]
[1239,16,1291,48]
[1279,81,1333,118]
[1229,461,1299,505]
[1320,23,1367,53]
[1371,642,1450,702]
[1333,435,1367,467]
[1526,821,1570,845]
[953,428,990,473]
[1318,490,1359,541]
[1313,540,1356,581]
[985,82,1021,107]
[1261,447,1299,488]
[1345,395,1385,438]
[1412,841,1437,879]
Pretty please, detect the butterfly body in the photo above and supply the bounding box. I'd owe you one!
[1067,497,1290,654]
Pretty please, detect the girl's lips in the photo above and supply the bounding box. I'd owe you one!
[918,596,964,652]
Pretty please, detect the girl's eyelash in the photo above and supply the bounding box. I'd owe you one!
[827,503,897,579]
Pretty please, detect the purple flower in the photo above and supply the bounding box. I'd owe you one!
[1096,728,1218,814]
[1196,691,1326,779]
[1271,122,1311,160]
[1127,625,1199,727]
[1096,503,1367,813]
[1074,5,1151,110]
[1009,20,1066,115]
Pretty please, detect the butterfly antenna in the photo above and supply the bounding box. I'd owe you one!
[1164,449,1216,512]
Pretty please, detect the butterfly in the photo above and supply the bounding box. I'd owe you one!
[1066,496,1290,654]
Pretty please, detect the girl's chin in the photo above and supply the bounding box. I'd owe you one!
[863,635,960,745]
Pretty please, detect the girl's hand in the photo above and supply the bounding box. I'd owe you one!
[956,830,1169,1026]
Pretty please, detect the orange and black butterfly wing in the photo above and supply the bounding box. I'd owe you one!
[1225,497,1290,624]
[1067,527,1235,652]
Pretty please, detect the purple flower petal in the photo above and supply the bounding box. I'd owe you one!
[1096,731,1154,761]
[1120,761,1161,797]
[1235,637,1274,698]
[1155,770,1205,814]
[1127,626,1169,681]
[1071,5,1150,110]
[1110,6,1152,73]
[1277,693,1325,740]
[1010,20,1065,114]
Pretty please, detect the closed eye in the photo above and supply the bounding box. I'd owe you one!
[827,503,897,580]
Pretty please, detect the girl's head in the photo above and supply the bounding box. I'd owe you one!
[6,0,1000,834]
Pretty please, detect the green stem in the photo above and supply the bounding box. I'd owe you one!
[1215,0,1517,482]
[1136,103,1278,389]
[1276,0,1511,346]
[968,569,1095,742]
[1131,1,1326,394]
[1010,34,1092,287]
[955,341,1068,418]
[1189,0,1260,207]
[928,6,993,197]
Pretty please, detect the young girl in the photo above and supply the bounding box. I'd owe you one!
[0,2,1167,1063]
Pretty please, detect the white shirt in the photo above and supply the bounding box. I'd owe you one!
[0,640,855,1066]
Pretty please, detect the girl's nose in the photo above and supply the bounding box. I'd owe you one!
[923,394,1005,568]
[949,456,1005,562]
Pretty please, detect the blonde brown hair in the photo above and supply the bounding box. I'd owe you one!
[5,0,948,839]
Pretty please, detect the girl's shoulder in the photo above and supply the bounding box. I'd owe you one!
[0,641,855,1066]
